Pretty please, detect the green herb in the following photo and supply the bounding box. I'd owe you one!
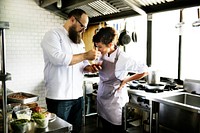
[32,112,46,119]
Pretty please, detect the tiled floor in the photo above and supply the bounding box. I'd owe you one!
[80,115,177,133]
[80,115,103,133]
[80,115,141,133]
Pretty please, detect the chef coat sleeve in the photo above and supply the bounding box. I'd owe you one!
[41,30,72,66]
[115,53,148,79]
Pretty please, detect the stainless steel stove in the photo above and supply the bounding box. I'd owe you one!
[124,80,184,133]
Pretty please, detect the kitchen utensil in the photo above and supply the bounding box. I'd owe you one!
[147,68,160,85]
[8,92,39,104]
[132,21,137,42]
[118,21,131,46]
[192,8,200,27]
[132,31,137,43]
[144,83,165,90]
[49,113,57,122]
[175,9,184,28]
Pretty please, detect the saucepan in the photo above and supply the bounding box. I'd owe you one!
[147,69,160,85]
[146,68,166,90]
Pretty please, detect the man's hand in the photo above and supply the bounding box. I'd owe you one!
[70,49,101,65]
[84,49,101,61]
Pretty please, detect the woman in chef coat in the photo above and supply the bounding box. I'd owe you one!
[93,27,148,133]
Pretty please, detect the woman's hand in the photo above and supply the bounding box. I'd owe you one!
[90,64,102,73]
[118,80,126,91]
[84,64,102,73]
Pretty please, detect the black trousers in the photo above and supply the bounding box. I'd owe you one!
[99,116,125,133]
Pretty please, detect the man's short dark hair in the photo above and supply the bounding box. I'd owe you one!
[68,9,87,20]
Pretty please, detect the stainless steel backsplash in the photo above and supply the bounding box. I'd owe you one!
[184,79,200,94]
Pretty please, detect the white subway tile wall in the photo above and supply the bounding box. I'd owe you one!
[0,0,65,106]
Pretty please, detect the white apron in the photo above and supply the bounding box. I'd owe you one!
[97,48,129,125]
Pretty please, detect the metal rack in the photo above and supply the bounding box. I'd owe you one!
[0,21,11,133]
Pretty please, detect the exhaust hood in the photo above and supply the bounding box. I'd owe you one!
[38,0,200,24]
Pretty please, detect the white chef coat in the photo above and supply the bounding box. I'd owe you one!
[103,48,148,80]
[97,47,148,125]
[41,26,90,100]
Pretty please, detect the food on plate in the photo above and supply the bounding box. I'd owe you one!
[8,93,28,99]
[16,109,32,120]
[32,112,50,128]
[10,119,29,133]
[32,106,47,113]
[24,102,38,109]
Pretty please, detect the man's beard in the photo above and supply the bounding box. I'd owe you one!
[68,25,81,44]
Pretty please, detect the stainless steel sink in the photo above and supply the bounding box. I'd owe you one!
[155,92,200,113]
[163,92,200,109]
[154,92,200,133]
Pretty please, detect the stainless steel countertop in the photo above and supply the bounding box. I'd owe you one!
[128,87,184,100]
[9,116,72,133]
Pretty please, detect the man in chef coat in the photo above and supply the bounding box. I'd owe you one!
[93,27,148,133]
[41,9,101,133]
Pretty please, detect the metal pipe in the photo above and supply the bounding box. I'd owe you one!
[1,28,8,133]
[0,21,9,133]
[177,9,183,80]
[147,14,152,67]
[123,0,146,15]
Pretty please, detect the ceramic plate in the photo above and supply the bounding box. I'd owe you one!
[49,113,56,122]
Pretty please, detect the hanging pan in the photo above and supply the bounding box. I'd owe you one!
[118,21,131,46]
[175,9,184,28]
[132,21,137,43]
[192,8,200,27]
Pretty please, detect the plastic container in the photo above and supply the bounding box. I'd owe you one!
[10,119,29,133]
[15,109,32,120]
[12,105,30,119]
[34,117,49,128]
[13,105,30,112]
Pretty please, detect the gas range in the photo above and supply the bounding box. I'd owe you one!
[127,81,184,109]
[127,80,183,94]
[126,81,184,110]
[124,80,184,133]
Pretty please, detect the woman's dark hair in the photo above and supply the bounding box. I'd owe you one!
[93,27,117,46]
[68,9,87,20]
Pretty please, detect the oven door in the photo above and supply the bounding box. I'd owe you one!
[123,93,155,133]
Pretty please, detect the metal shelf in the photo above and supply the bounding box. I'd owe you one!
[0,21,10,133]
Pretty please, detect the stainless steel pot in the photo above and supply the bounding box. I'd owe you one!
[147,70,160,85]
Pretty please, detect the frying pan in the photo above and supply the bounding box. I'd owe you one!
[118,22,131,46]
[132,31,137,43]
[132,21,137,42]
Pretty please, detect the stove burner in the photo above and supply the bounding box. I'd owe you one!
[145,89,164,93]
[129,82,180,93]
